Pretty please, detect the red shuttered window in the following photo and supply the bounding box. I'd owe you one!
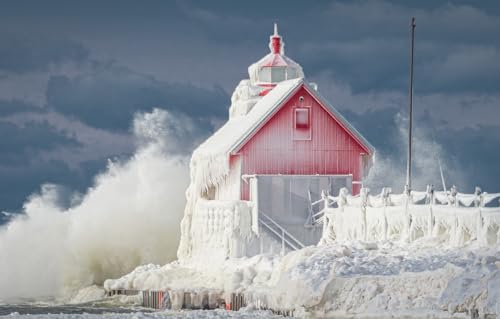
[295,108,309,129]
[293,107,311,140]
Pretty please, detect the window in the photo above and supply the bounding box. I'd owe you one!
[271,67,286,82]
[259,67,271,83]
[293,106,312,140]
[259,66,287,83]
[295,108,310,129]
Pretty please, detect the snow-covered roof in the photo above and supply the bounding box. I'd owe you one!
[228,78,375,155]
[190,78,374,194]
[305,84,376,155]
[259,53,289,67]
[194,78,303,160]
[190,78,302,194]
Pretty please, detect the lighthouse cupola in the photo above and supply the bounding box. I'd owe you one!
[248,24,304,90]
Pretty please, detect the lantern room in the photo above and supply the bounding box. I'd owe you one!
[248,24,304,92]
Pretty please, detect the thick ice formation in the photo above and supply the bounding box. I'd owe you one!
[321,189,500,247]
[188,199,255,261]
[105,240,500,317]
[113,175,500,317]
[228,80,261,118]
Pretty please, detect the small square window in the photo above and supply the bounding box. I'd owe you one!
[295,108,309,129]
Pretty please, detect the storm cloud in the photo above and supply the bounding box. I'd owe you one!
[46,63,229,131]
[0,0,498,212]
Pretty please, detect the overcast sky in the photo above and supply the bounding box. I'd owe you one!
[0,0,499,212]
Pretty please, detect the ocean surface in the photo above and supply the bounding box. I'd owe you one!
[0,304,143,316]
[0,304,292,318]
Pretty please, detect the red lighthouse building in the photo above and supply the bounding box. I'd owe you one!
[187,25,374,248]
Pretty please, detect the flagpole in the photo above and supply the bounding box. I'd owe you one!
[406,17,416,192]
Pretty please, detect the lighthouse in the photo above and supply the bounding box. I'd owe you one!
[178,25,375,260]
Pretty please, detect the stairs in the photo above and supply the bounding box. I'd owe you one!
[258,211,305,253]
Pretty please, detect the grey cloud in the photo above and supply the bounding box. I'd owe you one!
[343,106,499,193]
[0,158,104,212]
[0,32,89,73]
[417,45,500,93]
[298,38,408,93]
[299,38,499,94]
[437,125,500,193]
[46,63,229,132]
[0,0,498,212]
[292,1,500,94]
[323,1,500,44]
[0,120,81,166]
[342,107,403,156]
[0,59,231,212]
[0,119,90,211]
[0,99,44,116]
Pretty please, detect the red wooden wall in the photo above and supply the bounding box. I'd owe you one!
[234,86,367,200]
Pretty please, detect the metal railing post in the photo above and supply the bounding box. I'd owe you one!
[322,190,328,233]
[450,185,458,207]
[474,186,482,208]
[281,228,285,255]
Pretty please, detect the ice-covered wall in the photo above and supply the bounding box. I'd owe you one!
[178,197,285,262]
[188,199,255,261]
[321,187,500,247]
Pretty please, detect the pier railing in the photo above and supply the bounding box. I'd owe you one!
[316,186,500,246]
[259,211,306,254]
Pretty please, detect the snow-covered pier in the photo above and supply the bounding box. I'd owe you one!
[106,289,139,297]
[106,288,295,315]
[319,186,500,246]
[107,289,222,310]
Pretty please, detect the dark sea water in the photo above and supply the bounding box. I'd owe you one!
[0,305,292,318]
[0,304,148,316]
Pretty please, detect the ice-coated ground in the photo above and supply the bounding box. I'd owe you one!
[104,239,500,318]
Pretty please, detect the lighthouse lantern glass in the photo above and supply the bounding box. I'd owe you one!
[259,67,271,83]
[271,67,286,82]
[259,66,296,84]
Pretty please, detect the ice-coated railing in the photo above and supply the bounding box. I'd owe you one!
[189,199,255,260]
[317,186,500,246]
[259,211,305,254]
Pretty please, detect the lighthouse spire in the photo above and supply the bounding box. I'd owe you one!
[269,23,284,54]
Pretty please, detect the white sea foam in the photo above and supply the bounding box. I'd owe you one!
[364,114,466,194]
[0,109,189,302]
